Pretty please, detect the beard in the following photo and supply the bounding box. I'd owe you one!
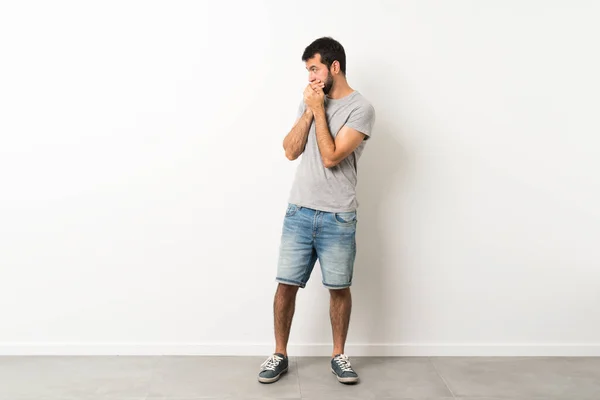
[323,72,334,95]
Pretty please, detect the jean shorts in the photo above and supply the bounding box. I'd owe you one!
[276,203,357,289]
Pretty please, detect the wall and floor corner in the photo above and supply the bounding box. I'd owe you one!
[1,1,599,357]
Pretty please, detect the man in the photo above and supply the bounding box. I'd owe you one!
[258,37,375,385]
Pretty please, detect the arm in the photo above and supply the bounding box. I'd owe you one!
[313,106,367,168]
[283,108,313,160]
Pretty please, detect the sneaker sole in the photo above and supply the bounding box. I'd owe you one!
[331,368,359,384]
[258,367,288,383]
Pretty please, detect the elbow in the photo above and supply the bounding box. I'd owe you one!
[286,150,299,161]
[322,157,338,168]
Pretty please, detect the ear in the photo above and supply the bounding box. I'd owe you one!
[331,60,340,75]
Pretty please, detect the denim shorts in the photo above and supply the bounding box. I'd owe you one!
[276,203,357,289]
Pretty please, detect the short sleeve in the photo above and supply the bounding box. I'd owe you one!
[344,103,376,140]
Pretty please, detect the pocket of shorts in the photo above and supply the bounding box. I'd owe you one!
[285,204,299,217]
[334,211,357,224]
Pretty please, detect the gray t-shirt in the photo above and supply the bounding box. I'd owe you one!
[287,90,375,212]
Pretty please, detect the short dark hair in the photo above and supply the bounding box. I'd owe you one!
[302,36,346,75]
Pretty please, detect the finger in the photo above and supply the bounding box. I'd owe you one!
[310,81,324,91]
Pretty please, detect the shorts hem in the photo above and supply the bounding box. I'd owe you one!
[323,282,352,289]
[276,277,306,288]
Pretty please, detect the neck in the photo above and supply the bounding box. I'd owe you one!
[326,78,354,100]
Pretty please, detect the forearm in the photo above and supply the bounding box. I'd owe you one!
[283,109,313,159]
[313,107,335,161]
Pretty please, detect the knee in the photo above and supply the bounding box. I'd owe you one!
[277,282,300,297]
[329,287,351,298]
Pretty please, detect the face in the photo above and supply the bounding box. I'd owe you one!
[306,53,335,95]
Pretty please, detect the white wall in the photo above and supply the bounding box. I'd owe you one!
[1,0,599,356]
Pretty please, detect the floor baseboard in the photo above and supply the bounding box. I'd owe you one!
[0,343,598,356]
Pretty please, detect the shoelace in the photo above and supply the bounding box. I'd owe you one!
[261,354,283,371]
[334,354,354,372]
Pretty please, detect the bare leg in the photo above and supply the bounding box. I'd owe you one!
[329,287,352,357]
[274,283,299,357]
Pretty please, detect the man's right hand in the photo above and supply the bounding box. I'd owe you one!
[307,79,325,93]
[304,80,325,113]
